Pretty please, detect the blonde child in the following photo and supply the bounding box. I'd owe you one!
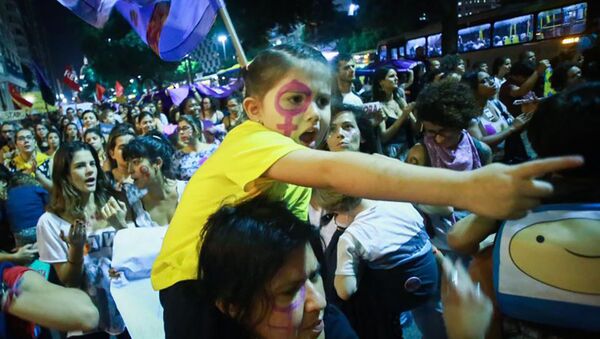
[152,44,581,338]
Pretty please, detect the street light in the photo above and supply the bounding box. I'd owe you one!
[348,3,359,16]
[218,35,228,59]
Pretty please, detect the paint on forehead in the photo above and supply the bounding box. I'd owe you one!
[275,80,313,136]
[267,285,306,332]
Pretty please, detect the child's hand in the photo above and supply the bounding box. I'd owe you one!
[462,156,583,219]
[441,256,492,339]
[11,244,38,265]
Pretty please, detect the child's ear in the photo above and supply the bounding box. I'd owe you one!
[243,97,261,122]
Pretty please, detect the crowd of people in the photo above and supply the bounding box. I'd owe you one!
[0,38,597,339]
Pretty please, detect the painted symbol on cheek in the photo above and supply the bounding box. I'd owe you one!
[275,80,313,137]
[268,285,306,333]
[140,165,150,177]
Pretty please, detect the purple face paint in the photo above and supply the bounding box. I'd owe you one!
[274,80,313,136]
[267,285,306,333]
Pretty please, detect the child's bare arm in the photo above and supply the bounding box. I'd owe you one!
[266,149,583,220]
[448,215,499,255]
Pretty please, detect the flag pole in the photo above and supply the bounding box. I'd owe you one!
[217,1,248,68]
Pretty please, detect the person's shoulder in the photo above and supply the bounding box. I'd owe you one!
[37,212,67,228]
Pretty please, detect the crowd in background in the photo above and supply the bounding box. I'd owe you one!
[0,35,597,339]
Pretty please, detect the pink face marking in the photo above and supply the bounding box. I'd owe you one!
[274,80,313,136]
[267,285,306,333]
[140,165,150,177]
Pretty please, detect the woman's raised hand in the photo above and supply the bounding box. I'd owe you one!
[100,197,128,229]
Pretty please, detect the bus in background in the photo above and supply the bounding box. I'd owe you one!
[377,0,588,67]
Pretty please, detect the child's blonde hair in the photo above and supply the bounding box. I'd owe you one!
[312,188,362,213]
[244,43,332,100]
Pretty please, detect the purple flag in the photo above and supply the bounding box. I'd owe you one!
[193,78,243,99]
[57,0,223,61]
[167,86,190,106]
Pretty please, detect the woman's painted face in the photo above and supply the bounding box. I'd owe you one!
[422,120,463,150]
[248,244,326,339]
[380,69,398,93]
[69,150,97,194]
[326,112,361,152]
[85,133,104,153]
[177,121,195,144]
[110,134,134,168]
[258,69,331,148]
[35,125,48,139]
[128,157,156,189]
[477,71,497,98]
[47,132,60,149]
[184,98,201,117]
[82,113,98,128]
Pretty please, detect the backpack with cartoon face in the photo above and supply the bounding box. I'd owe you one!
[493,203,600,332]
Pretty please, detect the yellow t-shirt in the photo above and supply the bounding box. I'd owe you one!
[12,151,50,175]
[151,120,310,290]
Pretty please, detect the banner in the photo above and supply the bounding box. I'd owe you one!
[63,65,80,92]
[96,83,106,102]
[57,0,224,61]
[0,109,34,122]
[8,84,33,109]
[115,81,124,97]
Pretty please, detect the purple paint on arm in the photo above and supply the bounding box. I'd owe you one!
[275,80,313,136]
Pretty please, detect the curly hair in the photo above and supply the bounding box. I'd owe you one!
[415,79,479,130]
[440,54,463,74]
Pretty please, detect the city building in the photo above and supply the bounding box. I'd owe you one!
[458,0,501,18]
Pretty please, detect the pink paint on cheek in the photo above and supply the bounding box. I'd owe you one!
[267,285,306,333]
[140,165,150,177]
[275,80,313,136]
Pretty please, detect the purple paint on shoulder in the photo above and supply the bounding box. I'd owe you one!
[275,80,313,136]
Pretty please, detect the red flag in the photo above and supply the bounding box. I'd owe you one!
[63,65,80,92]
[8,84,33,108]
[96,83,106,102]
[115,81,124,97]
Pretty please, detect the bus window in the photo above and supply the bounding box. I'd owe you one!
[399,46,405,57]
[493,14,534,47]
[391,48,398,60]
[458,24,491,53]
[379,45,388,62]
[406,37,426,58]
[537,3,587,40]
[427,33,442,57]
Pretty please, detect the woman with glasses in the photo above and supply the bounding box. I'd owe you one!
[171,115,218,181]
[10,128,52,190]
[462,71,532,162]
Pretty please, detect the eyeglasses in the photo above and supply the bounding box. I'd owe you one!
[423,128,458,139]
[1,130,14,134]
[178,125,193,133]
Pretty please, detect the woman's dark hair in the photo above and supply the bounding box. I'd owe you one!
[492,56,510,77]
[415,79,479,130]
[62,122,81,142]
[330,102,383,154]
[179,97,198,116]
[199,196,320,328]
[440,54,463,74]
[461,71,481,92]
[528,82,599,176]
[509,61,535,78]
[372,66,396,102]
[122,131,175,179]
[48,141,113,219]
[136,111,155,124]
[47,127,61,142]
[81,110,98,122]
[83,126,103,140]
[106,124,136,169]
[551,62,578,92]
[244,43,331,100]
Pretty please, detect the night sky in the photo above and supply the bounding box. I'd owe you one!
[35,0,85,83]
